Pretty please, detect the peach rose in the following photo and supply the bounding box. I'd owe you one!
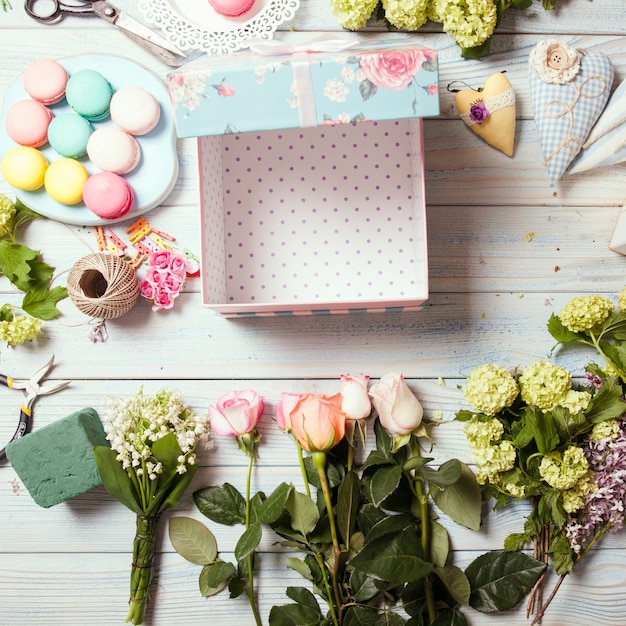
[289,393,346,452]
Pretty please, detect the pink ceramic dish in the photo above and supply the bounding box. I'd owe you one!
[86,126,141,175]
[83,171,134,220]
[207,0,256,17]
[22,59,69,105]
[110,86,161,136]
[5,99,53,148]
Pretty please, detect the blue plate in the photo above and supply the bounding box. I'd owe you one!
[0,54,179,226]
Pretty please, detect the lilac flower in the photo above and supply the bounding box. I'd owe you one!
[565,418,626,555]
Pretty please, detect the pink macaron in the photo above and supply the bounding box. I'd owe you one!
[5,99,53,148]
[86,126,141,175]
[22,59,69,105]
[110,86,161,136]
[83,171,135,220]
[208,0,256,17]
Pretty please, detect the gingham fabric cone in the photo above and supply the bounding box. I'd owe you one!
[529,40,614,187]
[569,78,626,174]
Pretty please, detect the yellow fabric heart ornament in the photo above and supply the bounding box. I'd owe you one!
[455,72,516,157]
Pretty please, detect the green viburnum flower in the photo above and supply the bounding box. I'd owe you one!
[464,417,516,484]
[618,287,626,313]
[330,0,378,30]
[558,294,614,334]
[502,482,527,498]
[589,419,620,442]
[559,389,592,415]
[0,194,16,237]
[519,360,571,411]
[383,0,429,31]
[0,310,42,346]
[432,0,497,49]
[463,363,519,416]
[539,445,589,491]
[561,473,596,514]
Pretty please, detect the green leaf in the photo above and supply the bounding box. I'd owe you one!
[286,556,312,580]
[199,560,236,597]
[547,313,586,344]
[22,285,68,320]
[434,565,471,606]
[356,503,387,536]
[431,462,482,531]
[194,484,247,525]
[0,241,39,288]
[260,482,293,524]
[12,199,44,231]
[156,464,198,513]
[350,526,433,583]
[421,459,462,489]
[286,489,320,536]
[586,376,626,423]
[365,513,416,543]
[337,471,360,546]
[431,608,468,626]
[548,529,575,575]
[349,568,379,602]
[234,522,262,562]
[343,606,384,626]
[466,550,547,613]
[368,464,402,507]
[168,516,217,565]
[269,603,325,626]
[504,532,529,552]
[285,586,320,612]
[359,79,377,101]
[93,445,143,515]
[430,520,450,568]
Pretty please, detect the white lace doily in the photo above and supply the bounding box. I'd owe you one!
[138,0,300,56]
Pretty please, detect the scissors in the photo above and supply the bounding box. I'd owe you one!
[24,0,190,67]
[0,355,71,464]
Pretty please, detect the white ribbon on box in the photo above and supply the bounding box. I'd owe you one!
[247,37,360,128]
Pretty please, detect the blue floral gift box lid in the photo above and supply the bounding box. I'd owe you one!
[167,40,440,138]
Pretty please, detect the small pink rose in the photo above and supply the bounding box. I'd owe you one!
[169,253,188,277]
[160,273,184,295]
[140,280,156,300]
[152,290,173,311]
[149,250,172,270]
[209,389,265,437]
[275,392,303,431]
[145,267,164,286]
[340,374,371,421]
[369,372,423,436]
[216,81,236,97]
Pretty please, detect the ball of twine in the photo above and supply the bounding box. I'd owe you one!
[67,253,140,320]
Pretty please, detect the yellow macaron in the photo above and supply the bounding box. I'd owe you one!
[44,158,90,205]
[1,146,49,190]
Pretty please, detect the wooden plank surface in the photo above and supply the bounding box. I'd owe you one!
[1,1,626,625]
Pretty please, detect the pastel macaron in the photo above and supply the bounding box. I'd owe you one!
[86,126,141,175]
[48,113,93,158]
[44,158,89,205]
[110,86,161,136]
[5,99,53,148]
[83,171,134,220]
[22,59,69,105]
[66,69,114,122]
[1,146,48,190]
[208,0,256,16]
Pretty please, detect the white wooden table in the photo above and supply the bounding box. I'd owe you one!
[1,1,625,624]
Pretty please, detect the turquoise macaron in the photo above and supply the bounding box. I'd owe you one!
[48,112,93,158]
[66,69,114,122]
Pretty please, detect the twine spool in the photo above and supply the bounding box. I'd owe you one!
[67,253,140,320]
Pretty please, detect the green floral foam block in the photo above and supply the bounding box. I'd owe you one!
[6,407,108,508]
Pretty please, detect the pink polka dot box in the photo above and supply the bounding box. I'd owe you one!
[170,41,439,316]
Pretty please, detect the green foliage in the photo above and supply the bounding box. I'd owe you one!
[0,198,67,320]
[170,417,545,625]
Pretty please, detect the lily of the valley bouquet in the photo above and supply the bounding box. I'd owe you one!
[94,388,210,624]
[170,373,547,625]
[456,289,626,623]
[331,0,559,58]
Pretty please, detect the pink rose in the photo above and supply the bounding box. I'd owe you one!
[340,374,371,421]
[144,267,164,286]
[275,392,303,431]
[139,280,156,300]
[152,289,173,311]
[426,84,439,95]
[209,389,264,437]
[160,272,184,295]
[216,81,236,97]
[289,393,346,453]
[169,253,188,277]
[149,250,172,270]
[369,372,423,435]
[358,50,428,91]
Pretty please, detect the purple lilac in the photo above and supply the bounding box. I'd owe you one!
[565,418,626,555]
